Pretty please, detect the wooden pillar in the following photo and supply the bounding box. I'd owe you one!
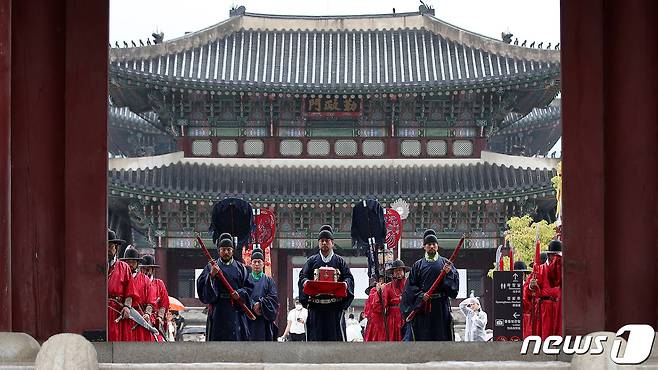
[562,0,658,334]
[62,0,108,337]
[600,0,657,330]
[0,0,11,332]
[11,0,67,338]
[155,247,168,287]
[8,0,107,340]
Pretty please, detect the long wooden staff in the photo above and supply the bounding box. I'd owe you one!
[196,236,256,320]
[405,235,466,323]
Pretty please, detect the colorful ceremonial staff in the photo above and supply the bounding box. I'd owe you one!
[405,235,467,323]
[195,235,257,321]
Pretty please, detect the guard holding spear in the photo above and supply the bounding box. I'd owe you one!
[196,233,254,341]
[401,231,463,341]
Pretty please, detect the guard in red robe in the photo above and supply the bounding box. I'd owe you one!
[382,260,410,341]
[527,245,561,339]
[107,230,139,342]
[544,241,562,336]
[140,255,170,342]
[524,253,547,338]
[514,260,532,339]
[363,279,386,341]
[121,246,157,342]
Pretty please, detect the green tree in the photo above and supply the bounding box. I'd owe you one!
[487,215,558,277]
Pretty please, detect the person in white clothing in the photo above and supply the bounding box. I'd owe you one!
[459,297,487,341]
[279,297,308,341]
[346,313,364,342]
[165,311,177,341]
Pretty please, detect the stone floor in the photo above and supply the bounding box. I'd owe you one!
[3,332,658,370]
[1,361,573,370]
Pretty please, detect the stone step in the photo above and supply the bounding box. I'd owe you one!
[0,362,572,370]
[95,342,562,364]
[98,362,571,370]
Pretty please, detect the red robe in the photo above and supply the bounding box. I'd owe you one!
[107,260,138,342]
[382,278,406,341]
[545,255,562,336]
[150,278,170,341]
[521,274,533,339]
[131,272,158,341]
[363,286,387,341]
[525,262,560,339]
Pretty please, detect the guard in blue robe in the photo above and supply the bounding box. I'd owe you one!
[196,234,254,341]
[247,249,279,341]
[400,232,459,341]
[298,228,355,341]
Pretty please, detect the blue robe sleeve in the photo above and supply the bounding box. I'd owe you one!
[196,263,220,305]
[400,260,424,317]
[438,257,459,299]
[258,277,280,322]
[338,257,355,310]
[297,257,314,308]
[235,263,254,308]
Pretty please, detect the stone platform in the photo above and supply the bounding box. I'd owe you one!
[93,341,564,364]
[3,332,658,370]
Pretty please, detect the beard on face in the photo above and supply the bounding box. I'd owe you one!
[220,254,232,263]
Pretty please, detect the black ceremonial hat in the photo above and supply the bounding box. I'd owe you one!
[513,260,530,272]
[120,246,141,261]
[386,259,410,272]
[423,229,436,239]
[319,224,333,233]
[108,229,125,245]
[318,230,334,240]
[423,234,439,245]
[547,240,562,254]
[251,248,264,261]
[140,254,159,268]
[217,233,234,248]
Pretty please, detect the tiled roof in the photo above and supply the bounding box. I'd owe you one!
[498,106,560,135]
[108,157,556,202]
[487,106,561,156]
[109,12,559,91]
[109,105,162,134]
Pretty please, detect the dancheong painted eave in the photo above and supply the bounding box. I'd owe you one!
[109,11,560,91]
[107,151,558,203]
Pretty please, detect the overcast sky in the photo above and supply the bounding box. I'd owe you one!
[110,0,560,46]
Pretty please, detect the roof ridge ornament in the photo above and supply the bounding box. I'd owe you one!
[230,5,246,18]
[419,0,435,16]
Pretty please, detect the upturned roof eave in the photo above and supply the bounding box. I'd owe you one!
[108,64,560,93]
[109,12,559,64]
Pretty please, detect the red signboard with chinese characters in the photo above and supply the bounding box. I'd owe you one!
[305,96,362,118]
